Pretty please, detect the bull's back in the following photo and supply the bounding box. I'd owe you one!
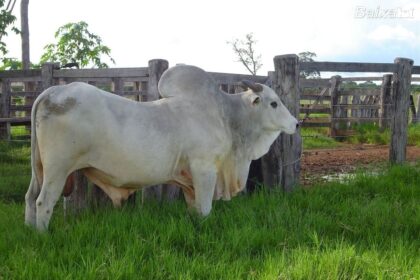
[34,82,180,183]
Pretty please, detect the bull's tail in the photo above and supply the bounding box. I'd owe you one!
[30,94,43,188]
[25,93,44,226]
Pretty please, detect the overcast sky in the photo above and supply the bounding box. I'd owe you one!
[4,0,420,75]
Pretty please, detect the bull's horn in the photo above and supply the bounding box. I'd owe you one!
[240,80,263,93]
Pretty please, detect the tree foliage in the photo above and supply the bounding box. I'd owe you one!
[0,57,20,70]
[40,21,115,68]
[0,0,19,56]
[228,33,262,76]
[0,57,39,70]
[298,51,320,79]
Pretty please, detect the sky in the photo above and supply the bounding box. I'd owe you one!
[3,0,420,75]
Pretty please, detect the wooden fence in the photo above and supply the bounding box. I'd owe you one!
[300,75,420,135]
[0,60,266,140]
[0,56,418,209]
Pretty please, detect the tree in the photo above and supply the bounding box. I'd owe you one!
[0,0,19,57]
[228,33,262,76]
[298,51,320,79]
[20,0,29,69]
[40,21,115,68]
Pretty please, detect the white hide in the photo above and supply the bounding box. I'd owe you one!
[25,64,298,231]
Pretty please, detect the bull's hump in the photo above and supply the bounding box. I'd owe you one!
[158,64,218,99]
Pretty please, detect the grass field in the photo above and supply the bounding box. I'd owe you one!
[0,138,419,279]
[301,123,420,149]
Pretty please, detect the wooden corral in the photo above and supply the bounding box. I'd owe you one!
[0,56,419,212]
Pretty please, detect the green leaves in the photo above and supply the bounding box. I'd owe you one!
[0,0,19,56]
[40,21,115,69]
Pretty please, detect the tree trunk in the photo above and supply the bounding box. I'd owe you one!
[20,0,30,69]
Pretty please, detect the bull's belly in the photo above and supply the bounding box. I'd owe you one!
[82,167,164,189]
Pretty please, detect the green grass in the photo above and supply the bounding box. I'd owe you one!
[1,139,419,279]
[408,123,420,146]
[0,141,31,202]
[301,127,341,149]
[301,123,420,148]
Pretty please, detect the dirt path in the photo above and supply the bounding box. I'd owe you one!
[301,145,420,185]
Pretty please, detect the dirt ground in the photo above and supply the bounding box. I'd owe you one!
[301,145,420,185]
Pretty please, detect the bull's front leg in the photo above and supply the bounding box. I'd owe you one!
[190,160,217,216]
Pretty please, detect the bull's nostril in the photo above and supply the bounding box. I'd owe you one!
[296,123,300,129]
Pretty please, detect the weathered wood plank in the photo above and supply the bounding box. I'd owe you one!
[0,79,11,139]
[330,76,342,137]
[112,77,124,95]
[410,94,417,124]
[300,78,330,88]
[379,74,393,129]
[341,76,383,82]
[8,91,40,97]
[63,171,88,215]
[0,117,31,124]
[8,77,41,83]
[0,69,41,78]
[417,95,420,123]
[210,72,267,84]
[59,77,113,84]
[300,61,396,73]
[412,66,420,75]
[301,121,330,127]
[301,94,331,101]
[53,67,149,78]
[10,104,32,111]
[300,105,330,114]
[339,89,380,96]
[41,63,57,90]
[262,54,301,192]
[390,58,414,164]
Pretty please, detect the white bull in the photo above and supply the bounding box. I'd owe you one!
[25,65,298,231]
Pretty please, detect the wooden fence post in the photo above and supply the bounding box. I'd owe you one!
[340,94,349,132]
[330,76,342,137]
[409,95,417,124]
[351,95,361,122]
[379,74,393,129]
[262,54,301,191]
[142,59,171,202]
[63,170,88,215]
[390,57,413,164]
[113,77,124,95]
[41,62,57,90]
[0,79,11,140]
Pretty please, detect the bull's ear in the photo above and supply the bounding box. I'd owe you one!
[245,93,261,106]
[252,96,261,105]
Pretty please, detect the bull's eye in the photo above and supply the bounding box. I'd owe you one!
[270,101,278,108]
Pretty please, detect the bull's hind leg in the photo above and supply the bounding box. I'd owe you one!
[35,168,68,231]
[25,174,41,227]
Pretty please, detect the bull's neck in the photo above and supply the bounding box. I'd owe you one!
[217,92,264,160]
